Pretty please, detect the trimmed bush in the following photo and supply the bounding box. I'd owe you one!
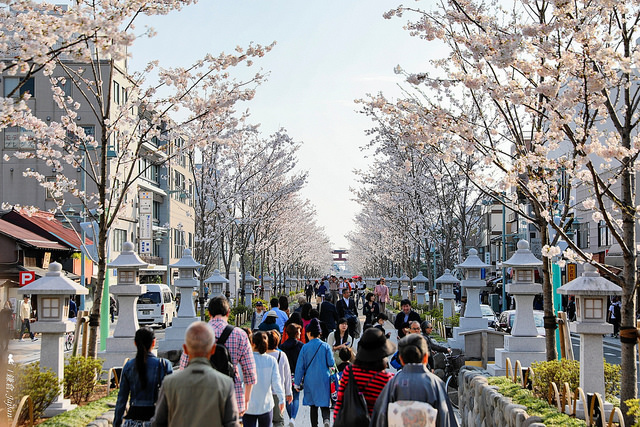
[12,362,60,424]
[531,358,621,402]
[64,356,104,404]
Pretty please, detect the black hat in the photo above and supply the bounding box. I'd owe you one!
[356,327,396,362]
[306,318,322,336]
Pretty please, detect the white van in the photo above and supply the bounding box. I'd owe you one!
[136,284,176,329]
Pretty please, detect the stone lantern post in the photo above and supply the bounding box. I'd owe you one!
[389,275,399,297]
[488,240,546,376]
[18,262,88,416]
[412,271,428,305]
[262,274,274,301]
[436,269,459,320]
[399,273,410,300]
[101,241,148,371]
[244,272,257,307]
[448,248,490,350]
[158,249,202,352]
[558,264,621,414]
[205,269,229,299]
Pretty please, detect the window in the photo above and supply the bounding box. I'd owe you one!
[153,201,161,223]
[45,176,57,199]
[67,125,95,145]
[576,222,590,249]
[112,229,127,252]
[113,81,120,104]
[173,229,185,259]
[516,269,533,282]
[598,220,610,247]
[173,171,185,201]
[4,126,35,149]
[56,77,72,97]
[4,77,35,98]
[583,297,603,320]
[120,270,135,284]
[41,297,60,319]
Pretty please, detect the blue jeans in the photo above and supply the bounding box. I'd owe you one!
[286,388,300,419]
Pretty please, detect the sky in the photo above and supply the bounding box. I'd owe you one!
[128,1,440,249]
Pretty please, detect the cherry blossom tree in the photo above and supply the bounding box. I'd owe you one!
[0,1,273,357]
[381,0,640,418]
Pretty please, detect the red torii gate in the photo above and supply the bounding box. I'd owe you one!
[332,249,347,262]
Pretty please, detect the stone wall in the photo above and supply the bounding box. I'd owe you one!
[457,368,546,427]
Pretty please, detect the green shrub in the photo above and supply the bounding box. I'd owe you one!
[625,398,640,427]
[12,362,60,424]
[64,356,104,404]
[229,304,251,326]
[39,390,118,427]
[531,359,620,402]
[488,376,586,426]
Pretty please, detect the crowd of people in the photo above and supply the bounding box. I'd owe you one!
[112,276,458,427]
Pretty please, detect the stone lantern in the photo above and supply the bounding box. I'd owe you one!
[436,269,459,320]
[262,274,274,300]
[101,241,148,371]
[205,269,229,299]
[412,271,428,305]
[558,264,621,413]
[488,240,546,376]
[18,262,88,416]
[448,248,490,350]
[244,272,257,307]
[158,249,202,352]
[399,273,410,300]
[285,276,293,295]
[389,275,399,297]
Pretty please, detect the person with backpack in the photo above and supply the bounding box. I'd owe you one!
[244,331,285,427]
[333,328,395,424]
[151,322,238,427]
[178,296,256,416]
[370,334,458,427]
[114,327,172,427]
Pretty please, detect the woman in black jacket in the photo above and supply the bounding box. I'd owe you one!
[279,323,304,424]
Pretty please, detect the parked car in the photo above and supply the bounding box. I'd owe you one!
[480,304,498,327]
[137,284,176,329]
[496,309,545,336]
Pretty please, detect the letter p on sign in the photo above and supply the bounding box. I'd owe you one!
[19,271,35,287]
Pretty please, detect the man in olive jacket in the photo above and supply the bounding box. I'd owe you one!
[152,322,239,427]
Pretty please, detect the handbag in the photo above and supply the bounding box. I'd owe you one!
[299,342,322,390]
[333,366,373,427]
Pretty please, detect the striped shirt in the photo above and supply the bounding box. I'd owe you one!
[178,317,257,412]
[333,364,394,419]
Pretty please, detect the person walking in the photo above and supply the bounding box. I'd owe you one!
[244,331,285,427]
[18,295,36,341]
[370,334,458,427]
[279,323,304,426]
[374,278,390,312]
[114,327,172,427]
[326,318,353,367]
[266,330,292,427]
[336,288,360,338]
[333,328,395,420]
[251,301,266,331]
[318,298,339,335]
[151,322,239,427]
[305,280,314,303]
[259,311,281,332]
[178,297,256,416]
[363,292,380,326]
[393,299,422,339]
[293,318,335,427]
[608,296,621,338]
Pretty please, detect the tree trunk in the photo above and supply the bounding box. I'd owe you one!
[539,222,558,361]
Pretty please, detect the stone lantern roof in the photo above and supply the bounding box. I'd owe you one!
[18,262,88,295]
[411,271,428,283]
[169,248,203,269]
[108,242,148,268]
[436,269,460,285]
[262,274,273,283]
[204,269,229,284]
[503,240,542,267]
[456,248,489,269]
[398,273,410,282]
[557,264,622,296]
[245,272,258,283]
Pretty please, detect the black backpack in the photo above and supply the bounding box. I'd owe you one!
[210,325,236,381]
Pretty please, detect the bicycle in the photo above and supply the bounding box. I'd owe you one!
[64,331,74,351]
[432,350,465,408]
